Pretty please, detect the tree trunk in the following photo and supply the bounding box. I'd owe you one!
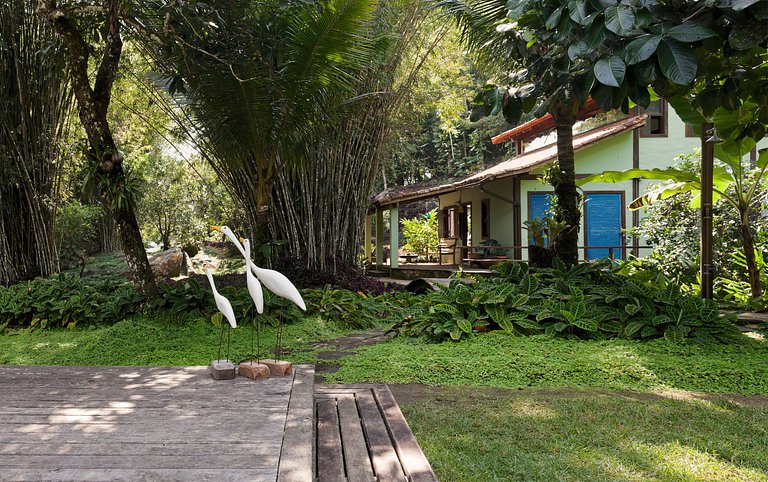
[739,206,762,298]
[551,105,580,266]
[251,178,274,267]
[38,0,156,297]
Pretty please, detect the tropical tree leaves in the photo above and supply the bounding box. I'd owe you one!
[594,55,626,87]
[656,39,698,85]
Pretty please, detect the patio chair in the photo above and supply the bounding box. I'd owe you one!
[438,238,457,265]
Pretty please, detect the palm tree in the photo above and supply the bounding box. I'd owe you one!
[140,0,383,260]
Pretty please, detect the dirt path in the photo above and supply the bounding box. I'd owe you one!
[310,329,394,382]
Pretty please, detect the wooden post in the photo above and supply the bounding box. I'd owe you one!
[364,214,372,264]
[701,123,715,299]
[389,206,399,269]
[375,209,384,266]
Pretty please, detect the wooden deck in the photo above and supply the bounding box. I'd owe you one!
[315,384,437,482]
[0,365,313,482]
[0,366,436,482]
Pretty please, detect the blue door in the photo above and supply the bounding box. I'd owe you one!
[529,193,555,246]
[585,193,623,260]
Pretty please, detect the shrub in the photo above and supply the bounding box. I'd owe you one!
[402,209,438,257]
[303,286,396,329]
[55,201,103,271]
[391,259,739,343]
[0,274,144,330]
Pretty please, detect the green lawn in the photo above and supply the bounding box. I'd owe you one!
[0,314,349,366]
[401,388,768,481]
[325,332,768,395]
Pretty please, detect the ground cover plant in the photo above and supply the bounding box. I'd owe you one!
[0,274,143,330]
[325,332,768,395]
[392,259,739,343]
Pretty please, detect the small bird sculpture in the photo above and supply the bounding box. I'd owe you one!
[205,267,237,362]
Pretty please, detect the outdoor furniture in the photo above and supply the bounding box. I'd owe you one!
[402,253,419,264]
[438,238,457,265]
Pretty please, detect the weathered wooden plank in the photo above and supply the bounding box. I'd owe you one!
[336,395,375,482]
[374,386,438,482]
[0,454,281,470]
[0,442,274,457]
[0,384,292,395]
[355,390,407,482]
[0,402,289,414]
[277,365,315,482]
[316,400,345,482]
[0,468,277,482]
[0,424,284,443]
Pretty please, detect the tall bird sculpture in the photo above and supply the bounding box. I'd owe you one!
[243,238,264,364]
[205,268,237,379]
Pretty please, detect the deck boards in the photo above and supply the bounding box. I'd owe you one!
[0,365,307,482]
[314,384,437,482]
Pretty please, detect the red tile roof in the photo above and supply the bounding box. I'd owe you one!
[491,98,603,145]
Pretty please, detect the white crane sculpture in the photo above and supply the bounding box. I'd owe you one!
[243,238,264,364]
[212,225,306,365]
[205,268,237,378]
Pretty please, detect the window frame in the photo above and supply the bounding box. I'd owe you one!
[638,99,668,138]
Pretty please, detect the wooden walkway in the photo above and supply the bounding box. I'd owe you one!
[315,384,437,482]
[0,365,313,482]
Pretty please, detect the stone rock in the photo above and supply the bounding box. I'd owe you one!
[260,359,292,376]
[238,362,270,380]
[210,360,236,380]
[149,247,185,278]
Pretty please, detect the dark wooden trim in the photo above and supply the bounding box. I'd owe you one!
[701,123,715,299]
[481,198,491,240]
[582,191,626,260]
[513,177,522,259]
[751,147,758,167]
[632,128,640,256]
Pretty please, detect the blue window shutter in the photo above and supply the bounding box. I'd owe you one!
[585,193,623,260]
[529,193,554,246]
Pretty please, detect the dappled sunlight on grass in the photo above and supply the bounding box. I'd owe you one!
[402,390,768,481]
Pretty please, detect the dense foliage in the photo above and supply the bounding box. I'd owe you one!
[402,209,439,258]
[392,260,739,343]
[0,274,143,330]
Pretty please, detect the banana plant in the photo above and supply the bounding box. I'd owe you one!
[580,108,768,298]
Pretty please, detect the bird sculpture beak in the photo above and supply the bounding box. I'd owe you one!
[211,225,221,232]
[239,237,245,243]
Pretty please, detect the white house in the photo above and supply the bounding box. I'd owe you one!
[368,100,767,269]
